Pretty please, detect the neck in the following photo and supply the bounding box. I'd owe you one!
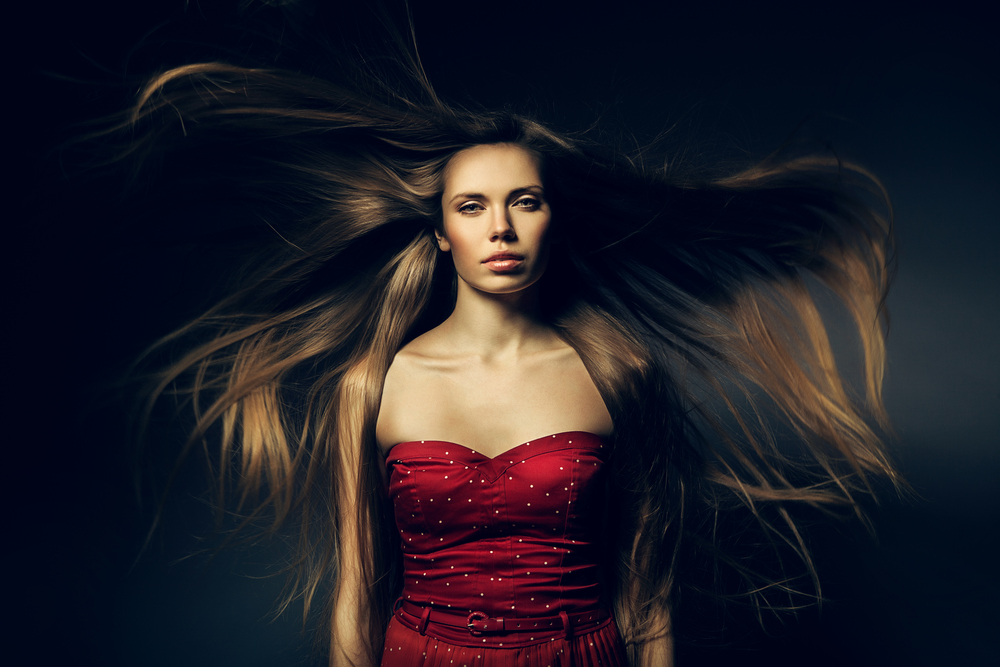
[437,280,556,359]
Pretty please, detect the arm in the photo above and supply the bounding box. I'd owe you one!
[330,366,374,667]
[331,530,368,666]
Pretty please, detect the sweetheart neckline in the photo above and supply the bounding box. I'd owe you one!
[386,430,606,463]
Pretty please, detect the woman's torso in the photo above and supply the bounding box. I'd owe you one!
[376,331,623,663]
[376,333,613,459]
[386,431,612,646]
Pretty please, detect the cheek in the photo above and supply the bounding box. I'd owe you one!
[442,227,478,268]
[526,217,553,251]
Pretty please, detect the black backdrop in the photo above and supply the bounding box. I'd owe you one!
[14,1,998,665]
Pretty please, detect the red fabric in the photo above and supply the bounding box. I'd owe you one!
[383,432,626,665]
[383,614,624,666]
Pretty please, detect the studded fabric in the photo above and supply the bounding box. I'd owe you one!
[382,432,626,664]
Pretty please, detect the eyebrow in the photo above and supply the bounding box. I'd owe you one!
[447,185,544,204]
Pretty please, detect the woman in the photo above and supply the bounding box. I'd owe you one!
[374,142,624,664]
[105,44,900,664]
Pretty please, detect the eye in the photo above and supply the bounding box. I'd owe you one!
[512,197,541,211]
[457,202,484,215]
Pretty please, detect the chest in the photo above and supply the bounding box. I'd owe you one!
[387,433,610,553]
[433,364,584,413]
[381,362,612,457]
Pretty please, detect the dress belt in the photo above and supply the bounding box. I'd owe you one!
[396,600,610,638]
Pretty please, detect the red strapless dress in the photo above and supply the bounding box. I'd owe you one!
[382,431,626,666]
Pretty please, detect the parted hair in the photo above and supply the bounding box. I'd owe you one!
[95,49,900,665]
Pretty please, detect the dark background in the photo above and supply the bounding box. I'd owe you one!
[14,1,997,665]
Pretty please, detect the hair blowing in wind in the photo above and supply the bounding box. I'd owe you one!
[83,19,904,664]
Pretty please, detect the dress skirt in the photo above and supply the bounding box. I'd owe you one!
[381,615,627,667]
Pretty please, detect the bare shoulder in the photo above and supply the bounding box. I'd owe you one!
[376,330,457,451]
[534,340,589,371]
[376,327,613,456]
[525,343,614,434]
[381,330,460,392]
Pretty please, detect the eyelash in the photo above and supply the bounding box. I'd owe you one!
[457,202,484,214]
[457,197,541,214]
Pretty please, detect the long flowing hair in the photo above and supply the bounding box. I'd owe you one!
[88,45,901,665]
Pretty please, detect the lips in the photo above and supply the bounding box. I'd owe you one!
[483,252,524,263]
[482,251,525,272]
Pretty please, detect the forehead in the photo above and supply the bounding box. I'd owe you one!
[442,144,542,195]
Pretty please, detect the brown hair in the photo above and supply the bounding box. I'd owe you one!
[97,58,901,665]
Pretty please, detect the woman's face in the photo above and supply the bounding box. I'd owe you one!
[438,143,552,297]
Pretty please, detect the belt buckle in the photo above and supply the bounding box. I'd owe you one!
[467,610,495,636]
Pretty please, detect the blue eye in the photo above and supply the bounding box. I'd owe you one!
[513,197,541,210]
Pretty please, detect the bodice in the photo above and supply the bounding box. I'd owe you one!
[386,431,611,621]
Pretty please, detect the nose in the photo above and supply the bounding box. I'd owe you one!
[489,209,516,242]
